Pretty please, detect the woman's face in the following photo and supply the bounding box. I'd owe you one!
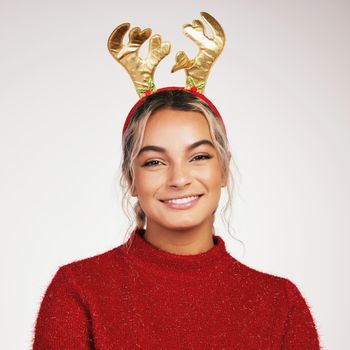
[132,107,227,231]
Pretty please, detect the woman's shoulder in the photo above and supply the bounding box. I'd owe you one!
[54,241,128,285]
[228,256,302,298]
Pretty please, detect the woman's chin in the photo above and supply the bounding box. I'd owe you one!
[148,217,210,233]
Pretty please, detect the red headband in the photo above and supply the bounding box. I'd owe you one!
[122,86,226,137]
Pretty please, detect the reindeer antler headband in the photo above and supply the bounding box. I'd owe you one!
[107,12,226,135]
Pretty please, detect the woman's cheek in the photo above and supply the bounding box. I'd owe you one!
[141,170,165,189]
[196,166,221,183]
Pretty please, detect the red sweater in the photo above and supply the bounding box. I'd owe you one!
[32,228,321,349]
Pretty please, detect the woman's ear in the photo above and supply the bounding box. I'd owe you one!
[221,170,228,188]
[129,180,137,197]
[221,152,231,188]
[131,187,137,197]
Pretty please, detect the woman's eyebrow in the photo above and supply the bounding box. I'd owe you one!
[137,139,215,157]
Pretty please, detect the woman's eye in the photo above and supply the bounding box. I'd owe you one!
[143,160,162,167]
[192,154,212,161]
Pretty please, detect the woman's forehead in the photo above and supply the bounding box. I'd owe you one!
[143,108,212,140]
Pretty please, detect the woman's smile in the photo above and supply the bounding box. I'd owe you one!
[159,194,204,210]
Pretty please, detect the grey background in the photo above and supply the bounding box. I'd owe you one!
[1,0,349,348]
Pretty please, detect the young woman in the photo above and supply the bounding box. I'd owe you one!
[32,13,321,349]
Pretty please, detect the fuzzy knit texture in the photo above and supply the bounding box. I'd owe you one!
[33,228,322,349]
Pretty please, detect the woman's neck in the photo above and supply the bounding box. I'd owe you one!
[143,219,215,255]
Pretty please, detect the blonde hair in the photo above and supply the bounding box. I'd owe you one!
[118,89,243,253]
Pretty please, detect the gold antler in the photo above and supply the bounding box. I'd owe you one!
[107,23,171,97]
[171,12,226,93]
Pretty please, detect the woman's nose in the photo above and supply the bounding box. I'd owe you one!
[167,162,191,188]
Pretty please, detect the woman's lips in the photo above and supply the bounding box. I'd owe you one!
[160,195,203,210]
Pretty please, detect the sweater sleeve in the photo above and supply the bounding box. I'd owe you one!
[281,278,322,349]
[32,266,94,349]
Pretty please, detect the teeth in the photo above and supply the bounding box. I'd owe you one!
[164,196,199,204]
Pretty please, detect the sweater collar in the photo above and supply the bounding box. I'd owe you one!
[122,227,234,279]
